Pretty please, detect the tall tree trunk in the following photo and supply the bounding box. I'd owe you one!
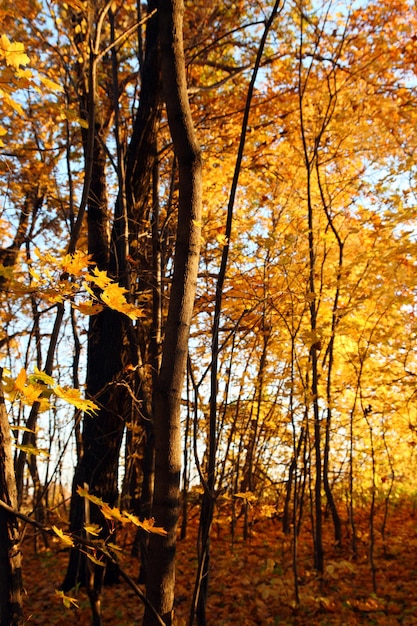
[143,1,202,623]
[0,369,23,626]
[62,19,135,589]
[63,1,160,595]
[316,160,343,546]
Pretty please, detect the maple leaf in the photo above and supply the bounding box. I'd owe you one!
[0,34,30,68]
[85,552,106,567]
[29,367,55,387]
[60,251,92,276]
[216,233,229,246]
[54,386,98,415]
[57,107,89,128]
[83,523,102,536]
[55,590,79,609]
[76,485,104,507]
[233,491,257,503]
[100,504,125,523]
[14,368,27,392]
[72,300,103,316]
[88,267,112,289]
[15,444,49,458]
[51,525,74,548]
[100,283,141,320]
[0,124,6,146]
[139,517,168,536]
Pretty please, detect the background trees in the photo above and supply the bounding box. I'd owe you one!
[1,0,417,623]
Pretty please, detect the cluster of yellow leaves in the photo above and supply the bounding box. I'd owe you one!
[0,34,29,69]
[52,485,167,608]
[0,33,63,144]
[0,34,30,145]
[2,366,98,416]
[21,249,142,319]
[76,485,167,536]
[84,267,141,320]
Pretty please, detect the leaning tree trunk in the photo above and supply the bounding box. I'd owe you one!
[0,369,23,626]
[143,1,202,623]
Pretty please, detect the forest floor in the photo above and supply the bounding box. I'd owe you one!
[21,499,417,625]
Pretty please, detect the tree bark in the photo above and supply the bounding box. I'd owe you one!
[143,1,202,623]
[0,369,23,626]
[63,2,160,594]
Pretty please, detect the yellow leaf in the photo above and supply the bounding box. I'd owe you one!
[57,107,89,129]
[10,425,35,433]
[76,485,104,508]
[85,552,105,567]
[88,267,112,289]
[38,74,63,92]
[54,386,98,415]
[60,251,92,276]
[72,300,103,316]
[84,523,102,537]
[101,283,141,320]
[21,385,45,405]
[52,525,74,547]
[15,444,49,458]
[123,511,141,527]
[100,504,125,523]
[15,67,32,79]
[14,368,27,392]
[106,542,122,552]
[55,589,79,609]
[139,517,168,536]
[76,486,167,535]
[216,233,229,246]
[0,88,24,115]
[233,491,257,502]
[0,35,30,68]
[29,367,55,387]
[100,281,128,304]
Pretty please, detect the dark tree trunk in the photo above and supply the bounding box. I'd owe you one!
[63,0,162,597]
[283,425,306,535]
[62,24,135,586]
[0,370,23,626]
[143,1,202,623]
[62,307,132,590]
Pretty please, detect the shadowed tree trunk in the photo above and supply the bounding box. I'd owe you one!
[0,369,23,626]
[63,1,161,597]
[143,0,202,623]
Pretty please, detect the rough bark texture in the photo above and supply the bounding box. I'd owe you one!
[143,1,202,623]
[0,371,23,626]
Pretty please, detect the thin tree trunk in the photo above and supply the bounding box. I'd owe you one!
[298,19,324,571]
[283,426,305,535]
[0,369,23,626]
[316,160,343,546]
[143,1,202,622]
[192,4,282,622]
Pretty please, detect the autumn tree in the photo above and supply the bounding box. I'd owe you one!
[2,0,417,623]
